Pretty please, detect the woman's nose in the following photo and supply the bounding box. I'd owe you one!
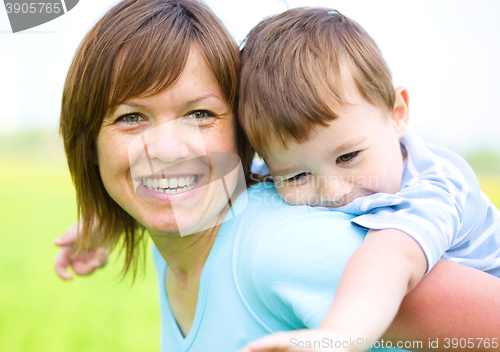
[142,121,206,164]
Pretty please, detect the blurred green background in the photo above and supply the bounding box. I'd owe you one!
[0,129,499,352]
[0,130,159,352]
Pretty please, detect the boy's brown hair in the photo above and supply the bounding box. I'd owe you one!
[239,7,395,156]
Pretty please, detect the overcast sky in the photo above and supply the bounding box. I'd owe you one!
[0,0,499,154]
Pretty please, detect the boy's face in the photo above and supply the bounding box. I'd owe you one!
[265,88,409,207]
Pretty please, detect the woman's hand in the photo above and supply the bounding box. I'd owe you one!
[238,329,350,352]
[53,222,108,280]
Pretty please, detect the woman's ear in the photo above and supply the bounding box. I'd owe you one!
[392,86,410,139]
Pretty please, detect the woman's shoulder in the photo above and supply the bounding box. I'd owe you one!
[234,182,362,242]
[229,182,368,329]
[237,182,353,222]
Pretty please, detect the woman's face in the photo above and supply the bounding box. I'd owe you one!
[96,48,239,236]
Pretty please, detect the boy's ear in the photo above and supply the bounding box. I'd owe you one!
[391,86,410,139]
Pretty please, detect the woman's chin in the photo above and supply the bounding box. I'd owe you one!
[136,200,227,238]
[146,215,220,238]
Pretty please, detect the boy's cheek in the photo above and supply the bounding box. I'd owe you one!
[369,171,401,194]
[275,186,300,206]
[279,188,318,206]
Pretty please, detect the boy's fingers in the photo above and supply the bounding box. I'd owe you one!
[53,222,80,246]
[95,247,108,264]
[54,247,74,280]
[53,237,69,246]
[72,258,100,275]
[249,347,288,352]
[246,333,293,351]
[238,347,286,352]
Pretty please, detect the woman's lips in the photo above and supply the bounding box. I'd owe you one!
[141,175,197,192]
[136,175,203,201]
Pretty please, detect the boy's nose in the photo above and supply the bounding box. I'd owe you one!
[319,176,353,205]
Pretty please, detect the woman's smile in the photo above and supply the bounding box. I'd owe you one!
[136,173,204,202]
[95,47,239,236]
[140,175,198,194]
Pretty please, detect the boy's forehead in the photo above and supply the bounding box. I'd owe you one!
[260,141,295,171]
[262,110,380,175]
[253,71,389,166]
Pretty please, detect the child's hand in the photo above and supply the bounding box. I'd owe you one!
[237,329,351,352]
[53,222,108,280]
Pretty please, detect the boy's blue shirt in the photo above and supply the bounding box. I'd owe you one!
[253,132,500,276]
[329,132,500,276]
[153,182,405,352]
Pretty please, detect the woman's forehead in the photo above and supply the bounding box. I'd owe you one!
[108,46,225,112]
[172,49,225,96]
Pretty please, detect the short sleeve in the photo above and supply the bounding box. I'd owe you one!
[350,163,467,274]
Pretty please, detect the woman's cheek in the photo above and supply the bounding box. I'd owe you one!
[97,132,133,191]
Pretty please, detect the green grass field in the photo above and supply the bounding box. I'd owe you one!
[1,131,499,352]
[0,150,159,352]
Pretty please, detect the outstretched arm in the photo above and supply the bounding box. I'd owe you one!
[241,228,427,352]
[239,258,500,352]
[318,229,426,349]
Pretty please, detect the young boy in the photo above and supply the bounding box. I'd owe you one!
[238,7,500,352]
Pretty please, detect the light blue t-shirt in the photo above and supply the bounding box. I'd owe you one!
[331,132,500,276]
[153,182,406,352]
[252,132,500,276]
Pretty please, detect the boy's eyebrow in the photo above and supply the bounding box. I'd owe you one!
[272,136,367,177]
[269,164,298,178]
[273,136,367,176]
[332,136,367,156]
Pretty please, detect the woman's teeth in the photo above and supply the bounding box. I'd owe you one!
[141,176,197,194]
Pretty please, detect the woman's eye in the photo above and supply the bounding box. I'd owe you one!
[336,151,359,164]
[118,113,145,123]
[188,110,213,119]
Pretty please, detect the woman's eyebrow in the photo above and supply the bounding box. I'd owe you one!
[121,94,222,111]
[182,94,221,109]
[121,101,147,109]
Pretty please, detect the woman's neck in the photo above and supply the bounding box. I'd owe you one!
[149,183,246,282]
[150,223,220,283]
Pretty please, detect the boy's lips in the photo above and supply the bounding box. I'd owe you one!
[321,192,372,208]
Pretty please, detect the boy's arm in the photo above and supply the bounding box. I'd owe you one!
[240,259,500,352]
[238,208,500,352]
[54,221,108,280]
[318,228,427,350]
[240,228,427,352]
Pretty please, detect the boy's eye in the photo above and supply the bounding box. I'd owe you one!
[118,113,145,123]
[285,172,311,184]
[336,151,359,164]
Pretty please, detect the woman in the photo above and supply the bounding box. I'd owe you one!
[55,0,500,351]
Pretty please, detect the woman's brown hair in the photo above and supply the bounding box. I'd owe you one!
[60,0,253,278]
